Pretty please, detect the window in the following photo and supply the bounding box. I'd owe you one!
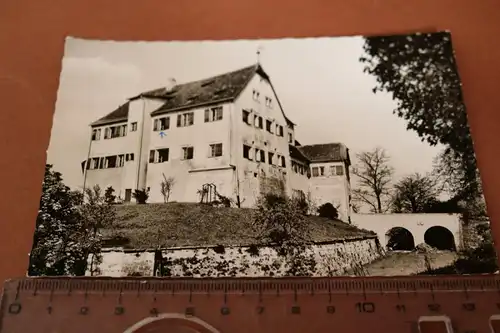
[209,143,223,157]
[280,156,286,167]
[243,145,252,160]
[99,157,104,169]
[266,119,274,133]
[255,149,265,162]
[182,146,194,160]
[252,89,260,101]
[331,165,344,176]
[312,167,319,177]
[117,155,125,167]
[125,153,135,162]
[276,125,284,137]
[268,152,274,165]
[91,128,101,141]
[319,166,325,176]
[131,122,138,132]
[288,132,293,143]
[105,156,117,168]
[177,112,194,127]
[254,115,263,129]
[153,117,170,131]
[104,124,127,139]
[157,148,169,163]
[242,109,251,124]
[91,158,99,169]
[205,106,223,122]
[150,148,170,163]
[265,97,273,108]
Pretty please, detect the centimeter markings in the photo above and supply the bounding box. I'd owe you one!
[4,276,500,320]
[7,275,500,293]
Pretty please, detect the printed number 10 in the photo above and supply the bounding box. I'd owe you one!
[356,302,375,313]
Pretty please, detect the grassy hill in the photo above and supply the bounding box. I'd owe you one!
[102,202,376,250]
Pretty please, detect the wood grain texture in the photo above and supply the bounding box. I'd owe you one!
[0,0,499,283]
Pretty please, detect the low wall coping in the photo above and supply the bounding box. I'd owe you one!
[101,234,378,253]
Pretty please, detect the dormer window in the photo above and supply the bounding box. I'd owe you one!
[265,97,273,108]
[252,90,260,102]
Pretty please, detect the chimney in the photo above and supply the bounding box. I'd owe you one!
[165,78,177,92]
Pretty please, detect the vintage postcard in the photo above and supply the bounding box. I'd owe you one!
[28,32,495,278]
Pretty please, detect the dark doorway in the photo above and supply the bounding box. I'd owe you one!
[124,189,132,202]
[386,227,415,251]
[424,226,456,251]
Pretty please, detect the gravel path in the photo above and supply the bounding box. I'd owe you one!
[362,251,458,276]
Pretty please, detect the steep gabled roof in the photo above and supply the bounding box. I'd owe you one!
[289,144,310,164]
[149,65,260,116]
[91,102,130,127]
[298,143,347,163]
[91,63,295,127]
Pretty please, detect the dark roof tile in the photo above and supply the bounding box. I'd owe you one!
[150,65,259,116]
[298,143,347,162]
[289,144,310,163]
[91,102,130,127]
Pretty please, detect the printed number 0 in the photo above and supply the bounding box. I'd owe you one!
[356,302,375,313]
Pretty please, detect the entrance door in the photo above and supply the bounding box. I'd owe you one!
[124,189,132,202]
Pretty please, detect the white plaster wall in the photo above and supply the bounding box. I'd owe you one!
[308,161,350,221]
[91,238,381,277]
[146,103,234,203]
[351,213,462,250]
[84,98,163,198]
[232,74,294,207]
[87,251,155,277]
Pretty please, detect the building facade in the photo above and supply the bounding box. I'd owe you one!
[82,64,353,221]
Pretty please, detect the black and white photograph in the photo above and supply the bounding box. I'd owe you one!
[28,31,496,278]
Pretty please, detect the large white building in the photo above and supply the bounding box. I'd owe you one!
[81,64,353,221]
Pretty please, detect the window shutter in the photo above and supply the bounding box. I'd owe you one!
[177,114,182,127]
[149,150,155,163]
[189,113,194,125]
[204,109,210,122]
[153,119,158,131]
[165,117,170,129]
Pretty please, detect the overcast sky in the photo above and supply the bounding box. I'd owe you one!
[47,36,445,189]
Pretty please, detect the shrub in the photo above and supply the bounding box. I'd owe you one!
[133,189,149,204]
[317,203,339,220]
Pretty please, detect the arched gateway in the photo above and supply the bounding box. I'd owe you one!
[351,213,462,251]
[124,313,221,333]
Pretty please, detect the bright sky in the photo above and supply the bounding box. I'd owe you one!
[47,36,444,189]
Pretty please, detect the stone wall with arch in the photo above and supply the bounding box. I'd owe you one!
[351,213,462,251]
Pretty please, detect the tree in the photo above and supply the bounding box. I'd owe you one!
[391,173,438,213]
[160,174,175,203]
[104,186,116,205]
[352,147,394,213]
[361,31,480,201]
[29,166,117,277]
[29,165,85,276]
[80,185,116,275]
[252,193,316,276]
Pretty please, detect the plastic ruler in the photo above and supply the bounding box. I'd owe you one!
[2,275,500,333]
